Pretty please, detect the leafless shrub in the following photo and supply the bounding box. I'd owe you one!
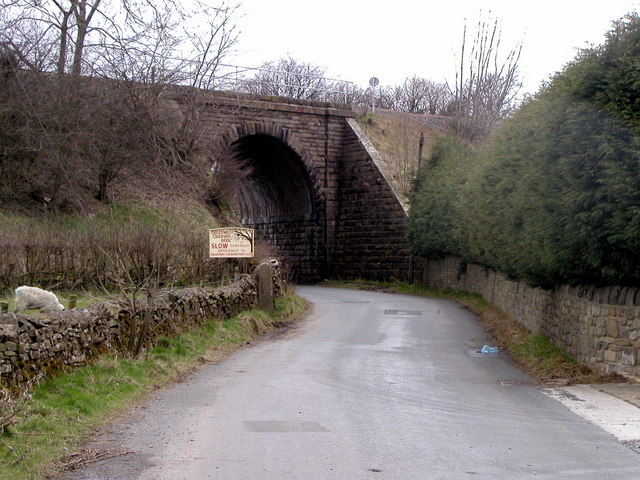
[207,148,254,210]
[0,211,238,294]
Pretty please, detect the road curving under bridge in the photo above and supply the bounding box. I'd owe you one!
[55,286,640,480]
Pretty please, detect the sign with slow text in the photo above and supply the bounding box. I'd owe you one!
[209,228,255,258]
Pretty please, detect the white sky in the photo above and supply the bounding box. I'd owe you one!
[231,0,640,95]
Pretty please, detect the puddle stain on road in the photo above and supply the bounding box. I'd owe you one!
[243,420,329,433]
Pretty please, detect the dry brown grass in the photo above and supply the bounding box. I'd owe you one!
[356,111,443,194]
[0,200,276,295]
[467,302,627,385]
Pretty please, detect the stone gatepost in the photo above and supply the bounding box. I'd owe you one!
[256,263,274,314]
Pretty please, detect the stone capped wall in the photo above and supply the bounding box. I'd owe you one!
[0,273,278,389]
[416,256,640,378]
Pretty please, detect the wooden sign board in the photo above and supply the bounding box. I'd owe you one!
[209,228,255,258]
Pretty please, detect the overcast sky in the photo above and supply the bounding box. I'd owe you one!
[231,0,640,95]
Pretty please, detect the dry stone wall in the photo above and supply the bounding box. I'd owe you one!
[416,256,640,379]
[0,272,279,389]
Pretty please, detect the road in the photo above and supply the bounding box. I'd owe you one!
[60,286,640,479]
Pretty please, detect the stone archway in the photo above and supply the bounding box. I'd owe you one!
[217,127,326,282]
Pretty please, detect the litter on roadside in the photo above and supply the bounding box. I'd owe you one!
[480,345,500,354]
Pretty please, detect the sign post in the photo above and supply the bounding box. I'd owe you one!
[369,76,379,113]
[209,227,255,258]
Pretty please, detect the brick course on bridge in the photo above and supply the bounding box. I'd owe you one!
[168,89,411,282]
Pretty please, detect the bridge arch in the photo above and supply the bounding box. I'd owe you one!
[214,122,327,281]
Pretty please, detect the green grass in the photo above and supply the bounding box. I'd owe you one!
[391,283,488,310]
[515,334,575,362]
[512,334,583,378]
[0,292,307,480]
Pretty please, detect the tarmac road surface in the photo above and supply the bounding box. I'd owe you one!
[58,286,640,479]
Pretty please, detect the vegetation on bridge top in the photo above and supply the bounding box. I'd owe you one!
[356,111,443,195]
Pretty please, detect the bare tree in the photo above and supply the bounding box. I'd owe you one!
[0,0,242,207]
[185,4,240,90]
[392,76,452,114]
[70,0,102,75]
[422,80,452,115]
[242,57,329,100]
[451,13,522,142]
[352,84,394,112]
[352,77,452,115]
[0,0,240,80]
[375,85,397,110]
[322,79,359,104]
[0,0,103,74]
[396,76,429,113]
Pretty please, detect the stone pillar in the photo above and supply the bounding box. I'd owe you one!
[256,263,274,314]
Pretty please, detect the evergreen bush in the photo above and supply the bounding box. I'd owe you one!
[409,13,640,287]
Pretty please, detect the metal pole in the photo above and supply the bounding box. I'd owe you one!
[417,132,425,173]
[409,132,425,285]
[372,85,376,114]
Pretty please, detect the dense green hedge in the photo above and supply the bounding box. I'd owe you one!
[408,13,640,288]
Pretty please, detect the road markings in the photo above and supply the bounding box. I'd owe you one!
[243,420,329,433]
[543,385,640,442]
[384,309,422,316]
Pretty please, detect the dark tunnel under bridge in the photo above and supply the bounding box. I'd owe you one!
[227,133,327,282]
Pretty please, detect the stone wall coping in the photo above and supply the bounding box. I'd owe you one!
[345,117,410,215]
[165,87,356,118]
[558,283,640,306]
[0,267,280,388]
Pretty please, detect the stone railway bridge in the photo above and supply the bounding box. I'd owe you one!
[169,89,411,283]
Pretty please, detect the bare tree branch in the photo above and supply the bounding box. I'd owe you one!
[451,12,522,142]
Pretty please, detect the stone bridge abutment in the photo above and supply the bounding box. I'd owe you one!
[171,90,411,282]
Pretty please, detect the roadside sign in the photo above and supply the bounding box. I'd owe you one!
[209,227,255,258]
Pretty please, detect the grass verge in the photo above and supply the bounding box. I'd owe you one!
[0,291,308,480]
[323,280,626,386]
